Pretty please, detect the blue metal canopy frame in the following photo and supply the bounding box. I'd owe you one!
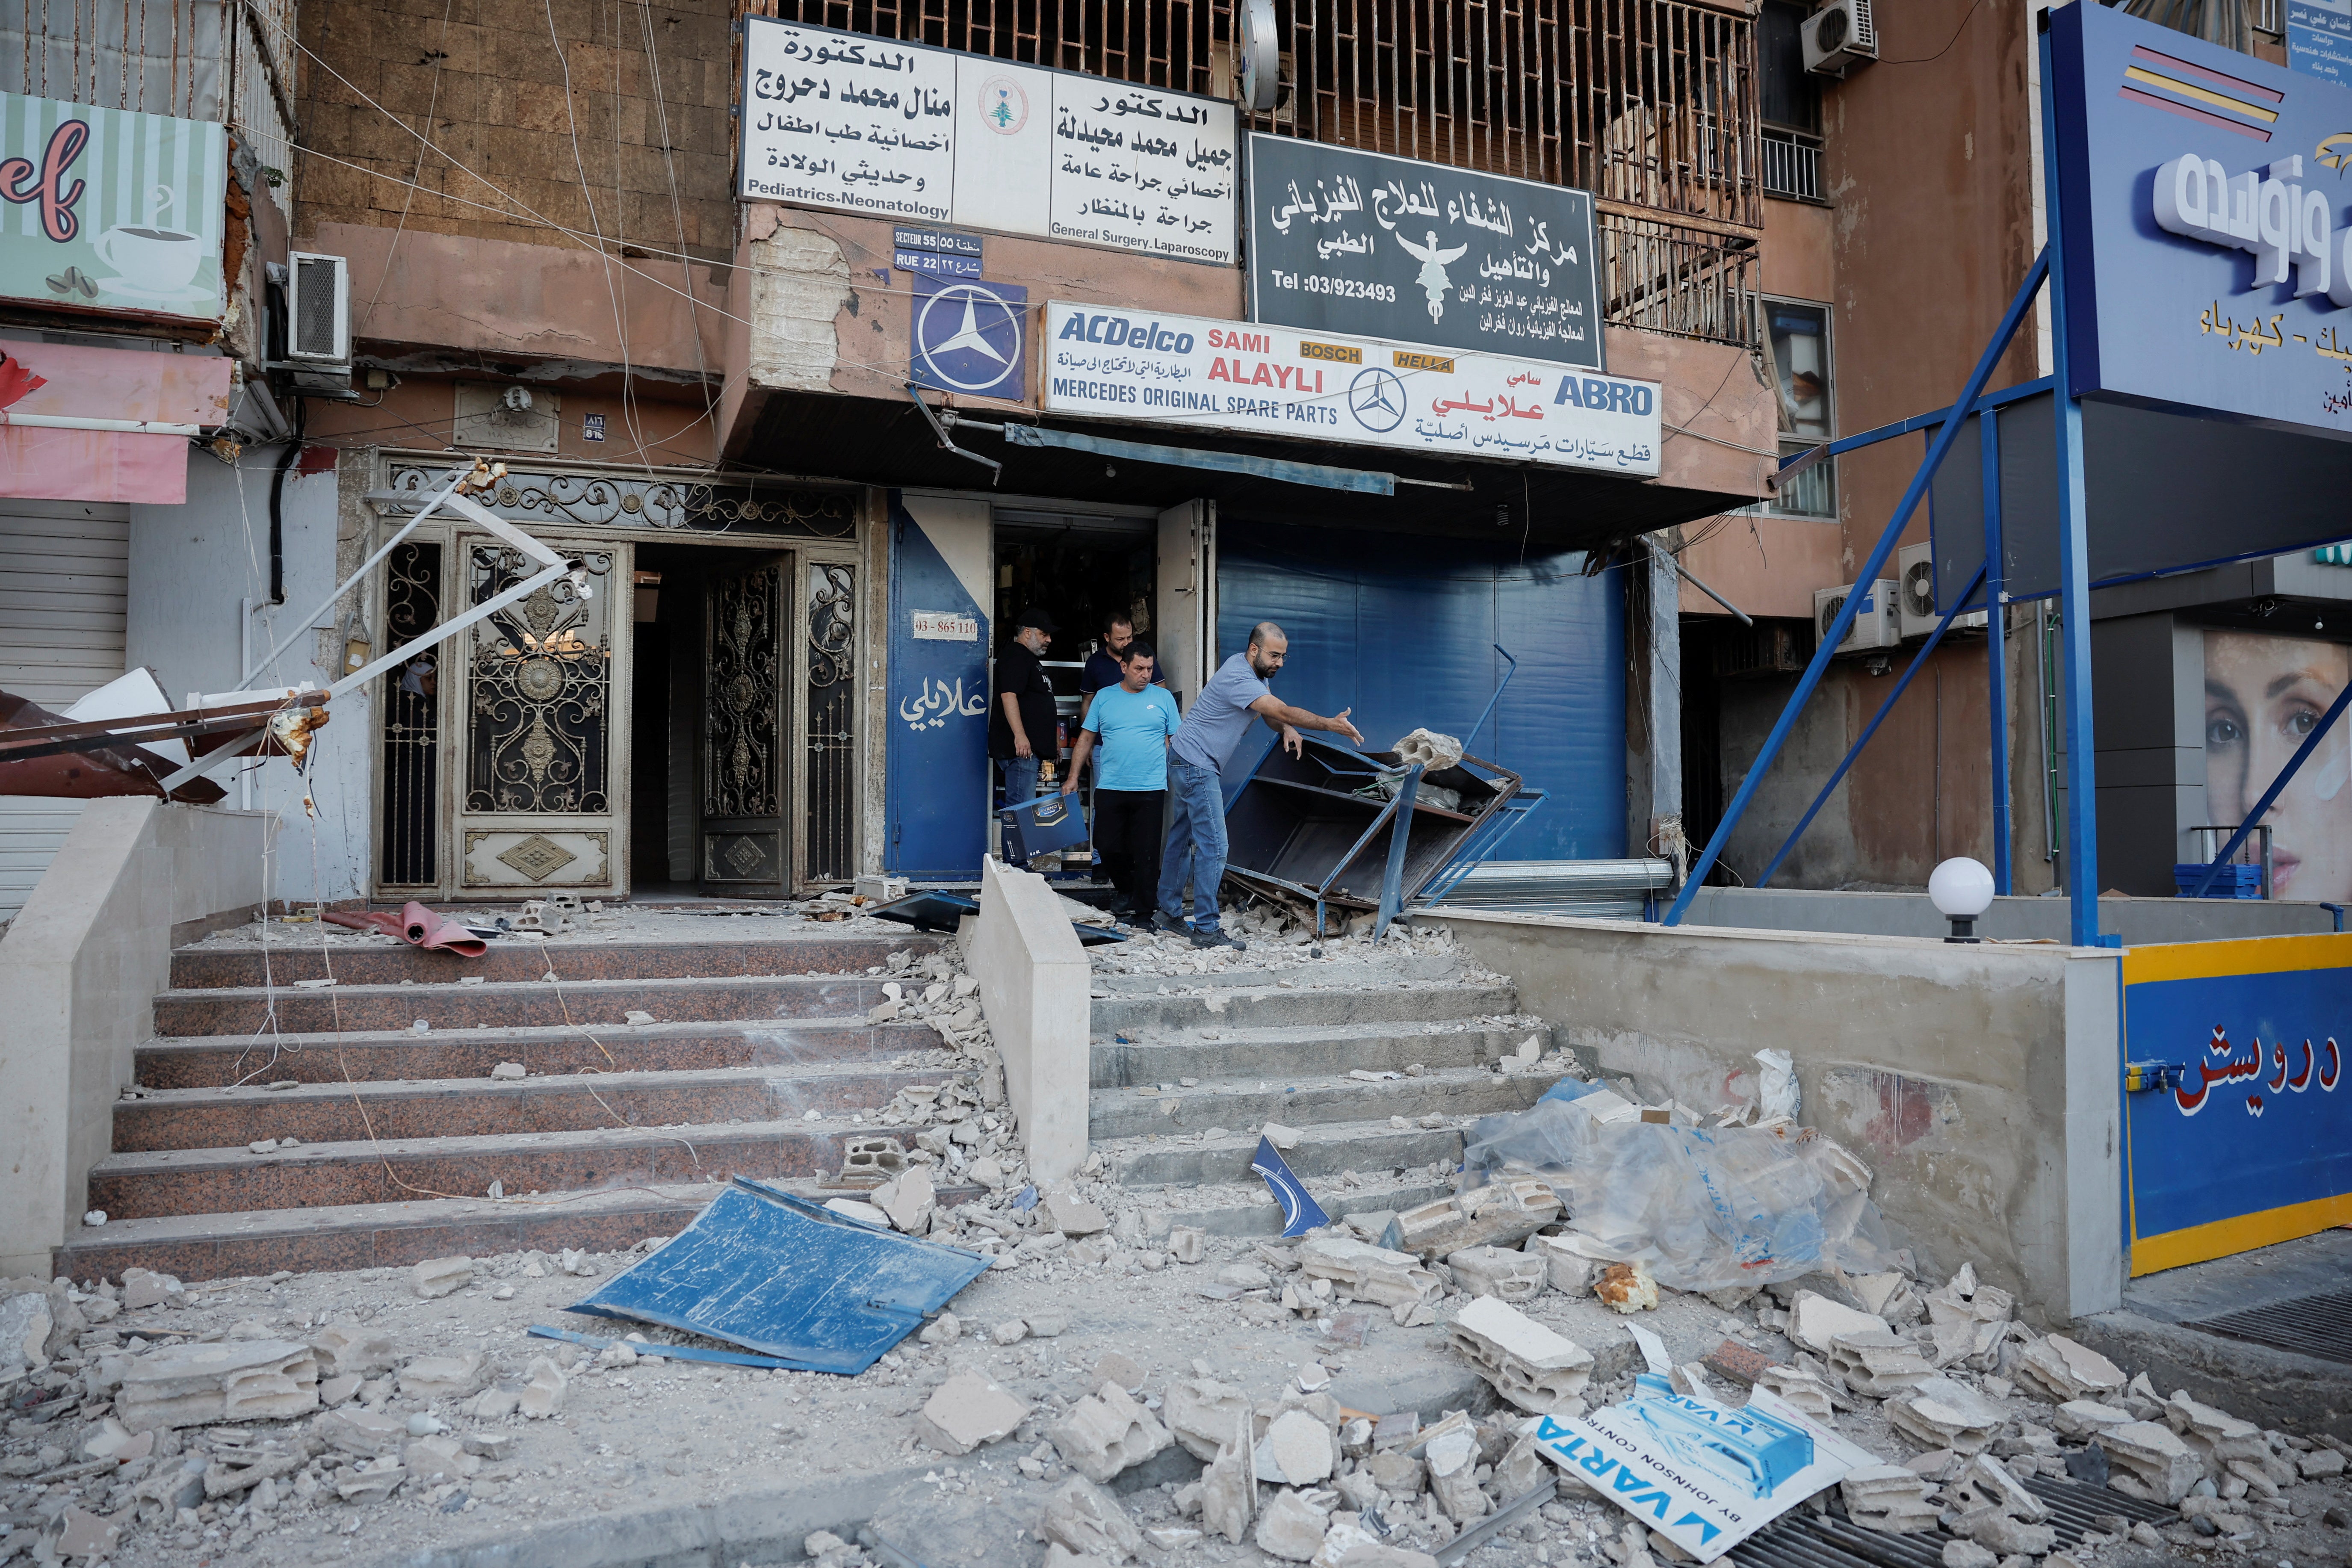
[1665,21,2111,947]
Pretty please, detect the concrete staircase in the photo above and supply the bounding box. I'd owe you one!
[56,929,953,1283]
[1086,947,1569,1232]
[52,923,1566,1281]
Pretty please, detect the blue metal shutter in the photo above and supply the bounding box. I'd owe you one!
[1214,525,1626,861]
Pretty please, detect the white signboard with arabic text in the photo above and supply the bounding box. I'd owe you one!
[740,19,1237,266]
[1043,302,1659,475]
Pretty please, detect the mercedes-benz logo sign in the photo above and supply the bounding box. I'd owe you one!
[915,283,1024,396]
[1347,367,1407,433]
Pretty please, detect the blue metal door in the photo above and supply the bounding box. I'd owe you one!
[884,493,993,879]
[1215,525,1626,860]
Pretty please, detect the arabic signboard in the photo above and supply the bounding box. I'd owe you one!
[1534,1380,1877,1562]
[2290,0,2352,83]
[2050,1,2352,434]
[2121,934,2352,1275]
[1041,301,1659,475]
[1244,135,1604,372]
[0,92,228,320]
[893,225,983,279]
[740,19,1238,266]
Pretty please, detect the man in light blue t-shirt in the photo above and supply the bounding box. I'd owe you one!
[1155,621,1365,949]
[1063,641,1179,924]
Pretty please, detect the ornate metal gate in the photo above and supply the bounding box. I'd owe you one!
[450,534,631,895]
[700,556,790,892]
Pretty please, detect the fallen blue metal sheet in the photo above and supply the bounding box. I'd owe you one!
[565,1177,989,1375]
[525,1324,792,1369]
[1251,1136,1332,1237]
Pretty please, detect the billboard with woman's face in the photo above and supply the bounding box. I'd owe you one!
[2204,631,2352,901]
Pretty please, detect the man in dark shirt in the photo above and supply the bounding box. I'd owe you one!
[989,607,1059,807]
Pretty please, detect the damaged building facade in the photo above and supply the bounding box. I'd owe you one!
[3,0,1780,914]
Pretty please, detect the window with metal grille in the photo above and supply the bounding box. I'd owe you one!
[1761,127,1820,201]
[743,0,1763,345]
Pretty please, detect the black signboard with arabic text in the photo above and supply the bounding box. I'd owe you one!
[1244,135,1603,372]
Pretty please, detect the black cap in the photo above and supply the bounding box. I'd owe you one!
[1017,606,1059,634]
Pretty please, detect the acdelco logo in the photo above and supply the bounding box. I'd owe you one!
[1056,313,1197,353]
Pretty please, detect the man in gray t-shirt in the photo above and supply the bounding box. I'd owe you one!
[1157,620,1365,948]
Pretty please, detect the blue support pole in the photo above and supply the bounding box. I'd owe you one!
[2189,679,2352,897]
[1462,644,1517,753]
[1663,246,2051,926]
[1983,407,2013,895]
[1374,762,1426,940]
[1756,567,1989,888]
[2040,27,2103,949]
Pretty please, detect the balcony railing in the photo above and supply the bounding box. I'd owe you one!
[1599,210,1758,346]
[1761,127,1821,202]
[6,0,296,194]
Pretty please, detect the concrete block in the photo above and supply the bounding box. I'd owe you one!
[2012,1334,2126,1404]
[1447,1295,1593,1413]
[1050,1382,1173,1483]
[916,1371,1030,1455]
[56,1505,119,1560]
[1367,1450,1425,1494]
[334,1462,407,1503]
[411,1255,473,1299]
[1254,1409,1335,1486]
[403,1435,476,1483]
[1826,1328,1936,1397]
[399,1352,486,1402]
[2162,1392,2266,1464]
[1884,1377,2006,1456]
[2101,1420,2202,1504]
[1384,1178,1560,1258]
[1167,1227,1206,1264]
[1166,1377,1253,1462]
[2052,1400,2132,1440]
[971,857,1092,1181]
[1296,1235,1439,1311]
[1445,1245,1547,1303]
[1755,1364,1838,1420]
[115,1339,319,1431]
[1253,1487,1332,1561]
[1040,1474,1144,1561]
[517,1356,565,1418]
[1424,1426,1487,1524]
[310,1324,395,1377]
[1959,1510,2055,1557]
[1787,1291,1891,1353]
[120,1268,184,1311]
[1047,1189,1110,1237]
[1523,1232,1601,1295]
[1200,1406,1255,1543]
[1841,1465,1941,1534]
[875,1167,936,1234]
[1947,1453,2049,1522]
[316,1408,407,1457]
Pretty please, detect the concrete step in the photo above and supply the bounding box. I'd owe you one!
[151,972,894,1037]
[168,934,933,989]
[1090,951,1466,994]
[1102,1119,1467,1188]
[1091,981,1522,1037]
[86,1113,914,1220]
[132,1018,939,1088]
[1090,1020,1550,1087]
[53,1175,986,1285]
[1088,1064,1549,1141]
[112,1063,944,1152]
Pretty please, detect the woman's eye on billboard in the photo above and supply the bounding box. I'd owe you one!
[2203,630,2352,901]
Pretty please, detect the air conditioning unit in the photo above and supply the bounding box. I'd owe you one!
[1802,0,1877,74]
[284,251,351,364]
[1898,542,1989,639]
[1815,579,1900,655]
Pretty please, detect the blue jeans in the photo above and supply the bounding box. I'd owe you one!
[1158,758,1227,929]
[997,755,1040,812]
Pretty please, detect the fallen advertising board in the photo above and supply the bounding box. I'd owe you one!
[1041,303,1660,476]
[1532,1379,1877,1562]
[1246,134,1605,372]
[739,18,1238,266]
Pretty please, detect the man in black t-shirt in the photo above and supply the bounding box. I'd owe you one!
[989,607,1059,807]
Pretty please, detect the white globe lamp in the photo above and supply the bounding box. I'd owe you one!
[1928,857,1994,944]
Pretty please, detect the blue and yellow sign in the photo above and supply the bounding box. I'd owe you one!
[2123,934,2352,1274]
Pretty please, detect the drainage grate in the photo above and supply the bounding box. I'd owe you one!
[1728,1478,2177,1568]
[2183,1289,2352,1367]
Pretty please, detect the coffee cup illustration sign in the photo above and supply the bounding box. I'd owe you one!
[0,96,226,319]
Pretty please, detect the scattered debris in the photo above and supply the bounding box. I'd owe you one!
[1448,1296,1593,1412]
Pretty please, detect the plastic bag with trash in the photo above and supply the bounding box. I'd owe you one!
[1459,1094,1902,1293]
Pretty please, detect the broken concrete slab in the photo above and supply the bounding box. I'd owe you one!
[1166,1378,1253,1462]
[1424,1425,1488,1524]
[1947,1453,2050,1523]
[1040,1474,1144,1562]
[1522,1232,1600,1296]
[1200,1407,1255,1544]
[120,1268,185,1311]
[1052,1382,1174,1483]
[1253,1487,1333,1561]
[403,1435,477,1484]
[2100,1420,2201,1504]
[1840,1465,1940,1534]
[1092,1351,1148,1393]
[55,1505,120,1560]
[316,1408,407,1458]
[335,1462,407,1503]
[310,1323,394,1377]
[115,1339,318,1432]
[1827,1329,1936,1397]
[411,1255,473,1299]
[1046,1189,1110,1237]
[1255,1408,1336,1486]
[1297,1236,1440,1314]
[875,1167,937,1234]
[517,1356,565,1418]
[399,1352,487,1402]
[1445,1245,1547,1304]
[2052,1400,2133,1441]
[917,1371,1031,1455]
[1447,1296,1593,1413]
[1786,1291,1891,1354]
[1167,1226,1206,1264]
[1884,1377,2007,1456]
[2012,1334,2126,1405]
[1383,1178,1560,1259]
